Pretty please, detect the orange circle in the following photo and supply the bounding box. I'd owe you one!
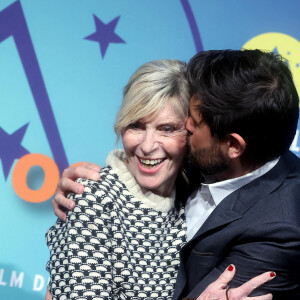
[12,153,60,203]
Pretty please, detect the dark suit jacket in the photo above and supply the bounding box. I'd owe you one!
[173,151,300,300]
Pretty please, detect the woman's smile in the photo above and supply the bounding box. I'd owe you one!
[137,156,165,172]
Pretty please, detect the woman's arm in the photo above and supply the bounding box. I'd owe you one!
[47,178,114,299]
[44,288,52,300]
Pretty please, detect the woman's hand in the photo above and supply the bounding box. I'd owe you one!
[195,265,275,300]
[52,162,101,221]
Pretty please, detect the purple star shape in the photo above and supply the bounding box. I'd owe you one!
[85,15,126,58]
[0,123,29,180]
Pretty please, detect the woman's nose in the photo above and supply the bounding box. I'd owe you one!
[186,116,195,133]
[140,130,158,154]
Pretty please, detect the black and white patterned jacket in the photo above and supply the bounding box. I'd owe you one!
[46,149,187,300]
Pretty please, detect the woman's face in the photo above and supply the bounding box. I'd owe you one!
[122,101,187,197]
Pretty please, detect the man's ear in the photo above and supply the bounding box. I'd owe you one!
[226,133,246,159]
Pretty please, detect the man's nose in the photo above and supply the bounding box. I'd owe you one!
[186,117,195,133]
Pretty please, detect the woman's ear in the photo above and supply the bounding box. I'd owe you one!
[227,133,246,159]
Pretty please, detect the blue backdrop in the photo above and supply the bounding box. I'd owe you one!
[0,1,299,299]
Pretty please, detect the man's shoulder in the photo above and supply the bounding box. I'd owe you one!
[282,150,300,168]
[264,151,300,180]
[277,151,300,182]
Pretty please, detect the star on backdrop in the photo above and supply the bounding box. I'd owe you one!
[0,123,29,180]
[85,15,126,58]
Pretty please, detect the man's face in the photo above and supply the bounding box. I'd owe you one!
[186,95,230,176]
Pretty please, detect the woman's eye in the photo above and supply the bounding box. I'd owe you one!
[128,122,143,130]
[161,125,175,133]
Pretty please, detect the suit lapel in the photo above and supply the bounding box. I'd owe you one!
[190,191,242,241]
[189,151,291,242]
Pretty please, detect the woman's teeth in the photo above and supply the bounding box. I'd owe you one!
[139,158,163,168]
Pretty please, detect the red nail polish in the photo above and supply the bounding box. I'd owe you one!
[270,272,276,277]
[228,265,233,271]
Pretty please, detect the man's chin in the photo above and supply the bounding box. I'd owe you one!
[188,148,230,177]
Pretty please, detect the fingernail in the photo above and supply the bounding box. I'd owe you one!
[270,272,276,277]
[228,265,234,271]
[68,202,74,210]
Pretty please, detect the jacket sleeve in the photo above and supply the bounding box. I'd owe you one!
[46,179,115,299]
[186,222,300,300]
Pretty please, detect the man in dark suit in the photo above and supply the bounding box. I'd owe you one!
[52,49,299,299]
[173,49,300,300]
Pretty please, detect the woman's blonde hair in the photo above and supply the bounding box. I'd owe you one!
[114,60,190,140]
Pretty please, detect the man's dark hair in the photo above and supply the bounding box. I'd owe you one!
[187,49,299,163]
